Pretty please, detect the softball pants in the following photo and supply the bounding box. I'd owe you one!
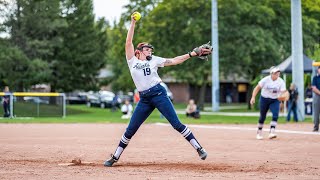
[313,94,320,131]
[126,83,185,137]
[113,83,202,159]
[258,96,280,130]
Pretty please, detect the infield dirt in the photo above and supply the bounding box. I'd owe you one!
[0,123,319,179]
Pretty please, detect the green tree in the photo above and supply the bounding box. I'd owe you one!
[57,0,108,92]
[302,0,320,57]
[5,0,64,91]
[219,0,319,108]
[107,0,212,107]
[0,40,49,90]
[3,0,107,93]
[309,43,320,61]
[142,0,212,108]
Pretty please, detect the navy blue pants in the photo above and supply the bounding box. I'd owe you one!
[113,84,201,160]
[3,101,10,118]
[124,83,185,139]
[286,101,298,122]
[259,96,280,125]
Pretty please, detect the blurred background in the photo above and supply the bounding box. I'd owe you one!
[0,0,319,112]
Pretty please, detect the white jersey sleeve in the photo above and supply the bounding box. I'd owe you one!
[154,56,166,67]
[127,56,135,66]
[258,76,267,88]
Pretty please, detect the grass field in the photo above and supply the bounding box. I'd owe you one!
[0,104,312,124]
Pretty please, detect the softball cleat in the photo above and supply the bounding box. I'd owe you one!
[256,130,263,140]
[197,147,207,160]
[104,154,118,167]
[256,134,263,140]
[268,133,277,139]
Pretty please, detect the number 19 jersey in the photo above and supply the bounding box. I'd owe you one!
[127,56,166,92]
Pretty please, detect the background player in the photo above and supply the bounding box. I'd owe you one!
[250,67,287,140]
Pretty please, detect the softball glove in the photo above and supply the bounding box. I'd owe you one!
[192,41,213,60]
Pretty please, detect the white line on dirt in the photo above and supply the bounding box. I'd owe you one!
[155,123,320,135]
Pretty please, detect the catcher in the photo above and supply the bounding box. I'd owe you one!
[103,13,212,167]
[250,66,288,140]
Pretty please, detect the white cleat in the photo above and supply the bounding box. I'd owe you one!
[268,133,277,139]
[256,134,263,140]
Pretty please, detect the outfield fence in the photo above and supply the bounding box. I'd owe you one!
[0,92,66,118]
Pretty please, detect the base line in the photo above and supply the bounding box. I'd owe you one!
[155,123,320,136]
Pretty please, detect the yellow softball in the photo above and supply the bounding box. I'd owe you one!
[132,12,141,21]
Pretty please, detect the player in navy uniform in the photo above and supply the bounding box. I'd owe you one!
[104,13,211,167]
[250,67,287,140]
[312,66,320,132]
[2,86,10,118]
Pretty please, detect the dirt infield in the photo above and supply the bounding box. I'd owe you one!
[0,123,319,180]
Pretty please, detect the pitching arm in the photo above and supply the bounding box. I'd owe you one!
[125,18,136,60]
[163,51,197,67]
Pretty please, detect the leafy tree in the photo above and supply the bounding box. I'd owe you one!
[0,0,10,34]
[309,43,320,61]
[2,0,107,93]
[220,0,283,81]
[57,0,108,92]
[302,0,320,57]
[142,0,212,108]
[4,0,64,91]
[0,40,49,91]
[106,0,212,107]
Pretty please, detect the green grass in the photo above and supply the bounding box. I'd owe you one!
[14,102,64,117]
[219,103,258,112]
[0,104,312,124]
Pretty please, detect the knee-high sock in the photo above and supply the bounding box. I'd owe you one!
[179,125,202,150]
[113,134,130,159]
[270,121,277,133]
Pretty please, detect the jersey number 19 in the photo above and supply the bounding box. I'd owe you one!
[143,68,151,76]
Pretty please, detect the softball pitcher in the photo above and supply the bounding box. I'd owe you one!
[104,12,212,167]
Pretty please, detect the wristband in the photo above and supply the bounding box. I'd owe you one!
[188,51,192,58]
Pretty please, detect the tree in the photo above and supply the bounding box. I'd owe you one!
[2,0,108,93]
[144,0,212,108]
[106,0,212,107]
[102,0,320,106]
[52,0,108,92]
[302,0,320,57]
[4,0,64,91]
[0,39,49,91]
